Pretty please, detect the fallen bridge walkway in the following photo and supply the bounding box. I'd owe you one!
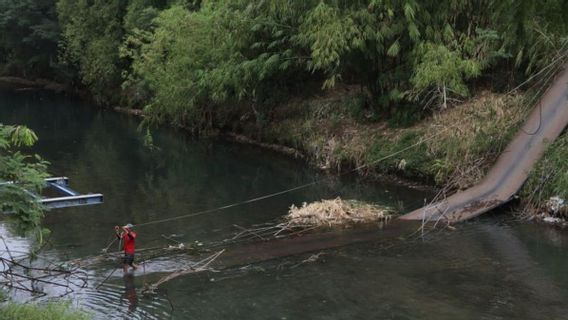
[401,63,568,223]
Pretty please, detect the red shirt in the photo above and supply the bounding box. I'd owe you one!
[121,231,137,254]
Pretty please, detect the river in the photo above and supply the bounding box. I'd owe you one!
[1,89,568,319]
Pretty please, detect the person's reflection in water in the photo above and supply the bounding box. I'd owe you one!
[123,273,138,313]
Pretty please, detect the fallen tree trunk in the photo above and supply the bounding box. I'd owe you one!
[142,250,225,293]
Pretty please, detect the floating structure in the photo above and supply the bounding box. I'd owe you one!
[41,177,103,209]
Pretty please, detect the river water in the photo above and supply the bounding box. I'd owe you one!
[1,89,568,319]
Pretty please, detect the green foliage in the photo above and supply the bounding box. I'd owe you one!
[126,5,233,126]
[0,0,60,77]
[366,130,433,179]
[0,301,91,320]
[56,0,128,104]
[344,93,372,121]
[388,103,423,127]
[123,0,161,34]
[1,0,566,128]
[410,42,482,108]
[298,2,357,89]
[119,0,168,107]
[123,0,568,127]
[522,133,568,207]
[0,125,49,243]
[491,0,568,72]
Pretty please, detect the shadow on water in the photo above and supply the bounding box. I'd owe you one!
[3,89,568,319]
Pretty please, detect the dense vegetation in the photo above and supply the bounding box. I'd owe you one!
[1,0,567,126]
[0,124,50,242]
[0,0,60,78]
[522,134,568,216]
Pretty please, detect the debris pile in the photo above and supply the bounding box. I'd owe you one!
[225,198,393,245]
[286,197,392,227]
[540,196,568,224]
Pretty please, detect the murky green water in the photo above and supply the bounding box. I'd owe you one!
[2,89,568,319]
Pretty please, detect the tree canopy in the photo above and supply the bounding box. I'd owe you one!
[0,0,60,77]
[0,0,567,127]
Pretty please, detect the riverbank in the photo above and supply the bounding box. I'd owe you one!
[237,88,564,222]
[101,86,568,221]
[3,80,565,221]
[0,77,69,93]
[120,86,527,186]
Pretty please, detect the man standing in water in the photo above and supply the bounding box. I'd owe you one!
[115,223,138,273]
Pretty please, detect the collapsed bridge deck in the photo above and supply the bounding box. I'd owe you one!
[401,64,568,223]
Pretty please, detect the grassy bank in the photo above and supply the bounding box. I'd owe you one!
[0,301,90,320]
[234,85,568,219]
[521,133,568,219]
[240,87,530,191]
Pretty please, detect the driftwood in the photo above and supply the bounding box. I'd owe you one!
[142,250,225,293]
[225,133,304,158]
[113,107,145,117]
[0,237,88,297]
[68,242,197,270]
[221,223,316,246]
[0,76,69,92]
[221,199,392,246]
[290,252,326,269]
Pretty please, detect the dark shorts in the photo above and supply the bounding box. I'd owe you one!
[123,253,135,266]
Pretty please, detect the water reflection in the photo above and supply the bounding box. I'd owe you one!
[122,273,138,313]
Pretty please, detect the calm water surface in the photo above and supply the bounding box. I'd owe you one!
[1,89,568,319]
